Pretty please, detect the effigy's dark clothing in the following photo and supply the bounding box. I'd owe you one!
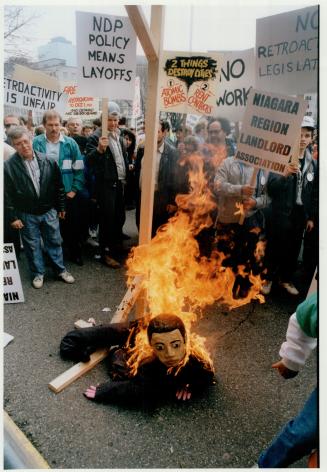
[60,322,215,406]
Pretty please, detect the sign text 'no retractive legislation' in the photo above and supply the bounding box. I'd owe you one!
[255,5,318,95]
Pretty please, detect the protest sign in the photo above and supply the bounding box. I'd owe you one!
[63,84,99,118]
[3,244,24,304]
[13,64,61,91]
[4,77,68,114]
[213,49,254,121]
[235,88,307,175]
[256,5,318,95]
[159,51,223,116]
[76,11,137,99]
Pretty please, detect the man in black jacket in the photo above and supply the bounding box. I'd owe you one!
[85,102,129,268]
[265,116,318,295]
[4,127,75,289]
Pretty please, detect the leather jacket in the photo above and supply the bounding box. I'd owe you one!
[4,150,65,223]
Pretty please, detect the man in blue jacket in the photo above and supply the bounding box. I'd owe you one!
[33,111,86,265]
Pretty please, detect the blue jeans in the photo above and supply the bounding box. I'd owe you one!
[258,388,318,467]
[19,209,66,278]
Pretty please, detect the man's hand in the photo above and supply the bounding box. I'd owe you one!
[97,136,109,153]
[241,185,255,197]
[284,163,298,177]
[176,384,192,401]
[242,197,257,212]
[10,219,24,230]
[272,360,298,379]
[58,211,65,219]
[84,385,97,399]
[306,220,314,232]
[66,191,76,199]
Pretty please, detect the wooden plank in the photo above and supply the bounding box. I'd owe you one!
[124,5,158,61]
[48,276,143,393]
[101,97,108,137]
[111,275,144,323]
[137,6,165,245]
[48,349,109,394]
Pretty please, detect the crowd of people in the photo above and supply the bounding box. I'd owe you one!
[4,105,318,296]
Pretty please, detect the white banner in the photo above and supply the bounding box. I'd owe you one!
[63,84,99,118]
[255,6,318,95]
[76,11,137,99]
[4,77,67,113]
[213,49,254,121]
[159,51,223,116]
[3,244,24,304]
[235,88,307,175]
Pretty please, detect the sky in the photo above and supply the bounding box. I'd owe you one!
[3,0,320,60]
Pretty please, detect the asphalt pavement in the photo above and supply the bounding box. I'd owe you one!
[4,210,317,469]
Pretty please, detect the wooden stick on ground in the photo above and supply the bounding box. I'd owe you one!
[48,276,143,393]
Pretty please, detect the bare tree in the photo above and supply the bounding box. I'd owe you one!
[4,6,41,57]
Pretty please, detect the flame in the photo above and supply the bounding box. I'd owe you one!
[125,148,266,375]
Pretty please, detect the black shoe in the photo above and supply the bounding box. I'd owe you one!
[70,255,84,266]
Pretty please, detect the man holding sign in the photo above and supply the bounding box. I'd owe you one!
[265,116,317,295]
[85,102,129,268]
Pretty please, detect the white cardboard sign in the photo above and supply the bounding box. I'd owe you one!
[63,84,99,118]
[3,244,24,304]
[235,88,307,175]
[159,51,223,116]
[255,5,318,95]
[76,11,137,99]
[213,49,255,121]
[4,77,68,113]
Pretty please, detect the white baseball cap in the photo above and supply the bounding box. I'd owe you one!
[301,115,315,129]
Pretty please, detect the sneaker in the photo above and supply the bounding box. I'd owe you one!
[261,280,272,295]
[58,271,75,284]
[86,237,99,248]
[280,281,299,295]
[32,275,44,289]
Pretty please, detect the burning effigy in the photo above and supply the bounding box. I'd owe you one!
[59,145,266,404]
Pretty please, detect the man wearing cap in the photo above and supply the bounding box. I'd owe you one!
[85,102,129,268]
[264,116,318,296]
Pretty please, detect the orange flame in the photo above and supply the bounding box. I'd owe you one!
[125,147,265,375]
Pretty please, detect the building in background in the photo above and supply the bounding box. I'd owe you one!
[38,36,76,67]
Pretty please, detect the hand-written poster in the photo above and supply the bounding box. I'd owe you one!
[76,11,137,99]
[255,5,318,95]
[63,84,99,118]
[212,49,254,121]
[235,88,307,176]
[159,51,223,116]
[3,244,24,304]
[4,77,67,113]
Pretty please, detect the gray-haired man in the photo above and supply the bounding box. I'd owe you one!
[4,127,75,288]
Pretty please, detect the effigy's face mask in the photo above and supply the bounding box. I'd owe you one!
[150,329,186,368]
